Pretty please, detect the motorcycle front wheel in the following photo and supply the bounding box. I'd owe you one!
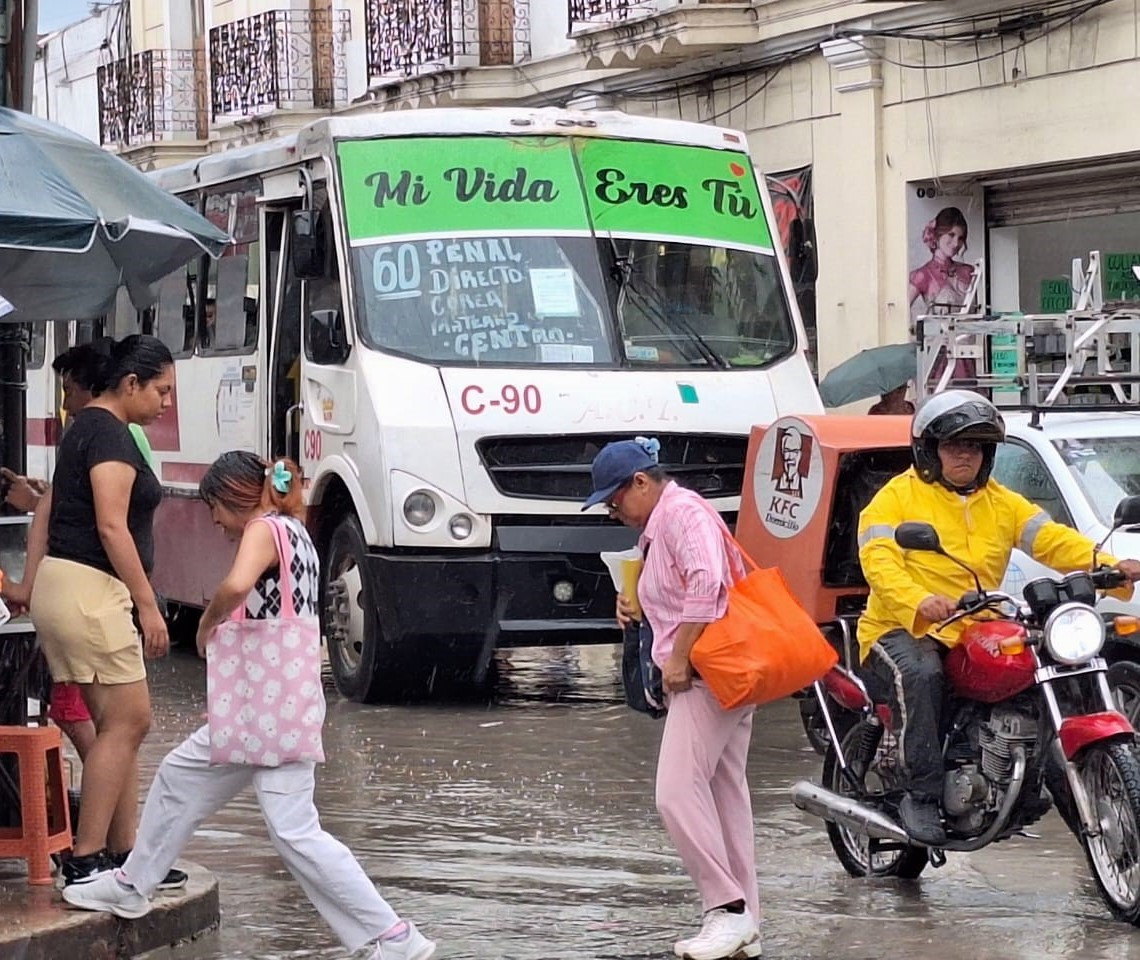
[822,720,929,879]
[1079,739,1140,925]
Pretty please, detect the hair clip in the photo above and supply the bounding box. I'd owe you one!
[267,460,292,493]
[634,436,661,462]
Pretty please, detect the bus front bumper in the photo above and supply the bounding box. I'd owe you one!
[365,533,634,649]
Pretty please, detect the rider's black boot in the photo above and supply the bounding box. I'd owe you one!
[899,793,947,846]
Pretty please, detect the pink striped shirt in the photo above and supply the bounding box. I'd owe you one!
[637,481,746,668]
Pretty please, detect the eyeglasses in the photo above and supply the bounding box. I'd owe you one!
[605,482,632,512]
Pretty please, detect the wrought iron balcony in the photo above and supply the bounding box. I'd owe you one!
[568,0,660,28]
[97,49,201,147]
[365,0,530,81]
[209,9,350,120]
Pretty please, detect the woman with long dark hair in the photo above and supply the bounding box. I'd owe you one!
[30,334,175,886]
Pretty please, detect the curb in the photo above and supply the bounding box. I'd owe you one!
[0,862,218,960]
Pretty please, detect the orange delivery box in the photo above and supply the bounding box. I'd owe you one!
[736,415,913,653]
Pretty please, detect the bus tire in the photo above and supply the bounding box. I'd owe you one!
[323,513,392,703]
[322,513,494,703]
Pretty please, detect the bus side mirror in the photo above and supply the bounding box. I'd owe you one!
[307,309,350,365]
[291,210,325,280]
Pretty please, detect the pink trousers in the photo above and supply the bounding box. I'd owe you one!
[655,680,759,920]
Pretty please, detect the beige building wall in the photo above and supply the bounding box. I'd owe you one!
[600,0,1140,375]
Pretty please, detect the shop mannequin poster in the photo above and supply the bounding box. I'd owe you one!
[907,187,984,323]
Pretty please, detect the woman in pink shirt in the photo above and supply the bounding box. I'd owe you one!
[585,438,761,960]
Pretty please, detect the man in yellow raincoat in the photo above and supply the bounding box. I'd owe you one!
[858,390,1140,845]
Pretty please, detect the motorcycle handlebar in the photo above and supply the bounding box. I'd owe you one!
[1092,567,1127,590]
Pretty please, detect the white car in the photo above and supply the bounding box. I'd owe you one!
[995,411,1140,615]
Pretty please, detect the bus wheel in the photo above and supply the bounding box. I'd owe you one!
[323,514,390,703]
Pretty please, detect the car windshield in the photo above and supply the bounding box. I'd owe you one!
[350,233,796,368]
[1054,436,1140,526]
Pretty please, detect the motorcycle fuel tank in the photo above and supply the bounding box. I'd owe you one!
[945,621,1036,703]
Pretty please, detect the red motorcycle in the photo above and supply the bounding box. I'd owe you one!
[793,498,1140,925]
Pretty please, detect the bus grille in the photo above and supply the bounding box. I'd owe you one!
[475,433,748,501]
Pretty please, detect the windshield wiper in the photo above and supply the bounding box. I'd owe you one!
[608,238,729,370]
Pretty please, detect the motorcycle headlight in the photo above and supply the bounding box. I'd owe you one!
[1043,603,1105,665]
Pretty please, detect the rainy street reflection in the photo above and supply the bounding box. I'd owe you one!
[135,645,1140,960]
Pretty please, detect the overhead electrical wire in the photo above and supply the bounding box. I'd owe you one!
[530,0,1115,119]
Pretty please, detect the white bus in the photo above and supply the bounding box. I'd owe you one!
[31,108,824,702]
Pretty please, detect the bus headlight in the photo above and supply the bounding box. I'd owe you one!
[448,513,473,540]
[1044,603,1105,665]
[403,491,436,527]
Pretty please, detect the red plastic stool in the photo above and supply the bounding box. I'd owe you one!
[0,725,72,884]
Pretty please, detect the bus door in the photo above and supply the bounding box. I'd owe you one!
[293,182,352,480]
[263,201,304,463]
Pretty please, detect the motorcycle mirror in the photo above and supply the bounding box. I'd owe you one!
[896,521,986,597]
[1113,495,1140,529]
[895,522,943,553]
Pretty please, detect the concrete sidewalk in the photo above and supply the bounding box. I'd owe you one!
[0,860,218,960]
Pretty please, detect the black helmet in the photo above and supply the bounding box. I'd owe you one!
[911,390,1006,492]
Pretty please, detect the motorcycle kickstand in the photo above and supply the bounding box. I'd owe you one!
[929,847,947,868]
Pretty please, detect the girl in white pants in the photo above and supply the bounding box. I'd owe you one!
[63,452,435,960]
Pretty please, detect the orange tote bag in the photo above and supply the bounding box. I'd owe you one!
[691,530,837,710]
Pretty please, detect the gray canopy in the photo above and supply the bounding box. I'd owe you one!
[0,107,229,321]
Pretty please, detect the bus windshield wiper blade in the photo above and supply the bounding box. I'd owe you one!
[608,239,728,369]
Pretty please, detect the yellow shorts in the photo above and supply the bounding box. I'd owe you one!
[30,557,145,685]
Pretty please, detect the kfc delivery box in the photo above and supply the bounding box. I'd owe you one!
[736,415,913,669]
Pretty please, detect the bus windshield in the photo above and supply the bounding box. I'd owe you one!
[349,235,795,367]
[338,133,796,368]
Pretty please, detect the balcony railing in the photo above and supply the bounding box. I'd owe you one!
[97,49,202,147]
[209,8,350,120]
[365,0,530,81]
[568,0,660,28]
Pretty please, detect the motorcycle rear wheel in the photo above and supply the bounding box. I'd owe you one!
[801,696,856,756]
[1079,739,1140,925]
[822,720,929,879]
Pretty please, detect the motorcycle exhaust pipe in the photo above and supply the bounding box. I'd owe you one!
[791,780,910,844]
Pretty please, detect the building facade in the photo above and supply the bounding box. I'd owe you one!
[34,0,1140,378]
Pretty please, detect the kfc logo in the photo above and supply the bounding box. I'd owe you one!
[772,427,813,498]
[754,418,824,540]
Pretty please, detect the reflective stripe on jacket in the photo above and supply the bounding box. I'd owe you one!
[856,467,1127,661]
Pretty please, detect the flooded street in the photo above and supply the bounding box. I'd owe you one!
[133,644,1140,960]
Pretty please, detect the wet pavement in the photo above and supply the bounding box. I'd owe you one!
[128,643,1140,960]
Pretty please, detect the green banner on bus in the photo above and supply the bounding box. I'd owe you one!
[575,138,772,250]
[337,135,773,250]
[338,136,587,239]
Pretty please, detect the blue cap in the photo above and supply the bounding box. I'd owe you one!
[582,437,661,510]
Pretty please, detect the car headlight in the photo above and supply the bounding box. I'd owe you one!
[1044,603,1105,665]
[403,491,437,527]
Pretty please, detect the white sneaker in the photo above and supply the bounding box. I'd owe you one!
[739,935,763,957]
[61,869,151,920]
[676,908,758,960]
[366,921,436,960]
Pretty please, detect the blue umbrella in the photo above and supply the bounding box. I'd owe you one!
[818,343,916,407]
[0,107,229,321]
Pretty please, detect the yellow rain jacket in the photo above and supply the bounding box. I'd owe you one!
[857,467,1128,662]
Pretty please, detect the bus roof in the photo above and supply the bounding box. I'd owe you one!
[150,107,752,193]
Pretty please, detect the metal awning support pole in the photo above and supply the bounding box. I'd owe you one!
[0,0,31,476]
